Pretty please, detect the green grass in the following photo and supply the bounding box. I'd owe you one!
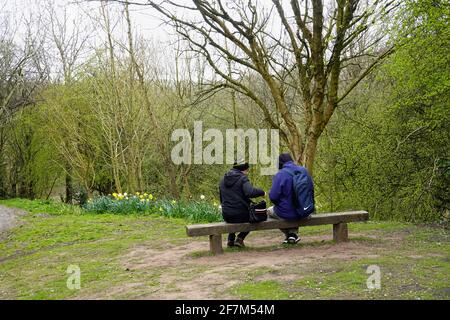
[0,199,190,299]
[230,226,450,300]
[0,211,185,299]
[294,255,449,299]
[0,198,83,215]
[0,197,223,223]
[232,281,291,299]
[0,199,448,300]
[229,254,450,300]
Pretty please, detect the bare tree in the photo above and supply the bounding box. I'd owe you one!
[0,8,49,198]
[43,0,91,203]
[44,0,91,84]
[121,0,208,197]
[110,0,397,175]
[0,12,48,126]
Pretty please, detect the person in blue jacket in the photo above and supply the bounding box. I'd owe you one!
[268,153,309,244]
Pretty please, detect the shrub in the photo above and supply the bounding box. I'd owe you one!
[83,193,222,223]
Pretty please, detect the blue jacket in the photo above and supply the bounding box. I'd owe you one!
[269,161,302,220]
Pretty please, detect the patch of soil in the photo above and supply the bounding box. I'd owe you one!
[152,270,239,300]
[111,230,389,299]
[122,241,207,269]
[73,282,156,300]
[0,205,27,234]
[434,287,450,299]
[193,241,381,269]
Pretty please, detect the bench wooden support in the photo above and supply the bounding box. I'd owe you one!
[209,234,223,255]
[333,222,348,243]
[187,211,368,255]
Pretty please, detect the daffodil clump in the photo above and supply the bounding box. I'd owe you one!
[84,193,222,222]
[112,192,155,202]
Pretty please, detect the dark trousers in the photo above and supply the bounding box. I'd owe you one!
[223,214,250,242]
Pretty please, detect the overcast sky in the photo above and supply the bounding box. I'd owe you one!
[2,0,389,83]
[1,0,185,80]
[1,0,280,81]
[2,0,173,41]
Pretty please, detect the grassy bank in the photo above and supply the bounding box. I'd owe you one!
[0,199,448,300]
[0,197,222,223]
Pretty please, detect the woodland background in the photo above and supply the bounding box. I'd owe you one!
[0,0,448,223]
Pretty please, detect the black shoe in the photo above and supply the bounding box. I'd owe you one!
[227,241,235,248]
[284,233,300,245]
[234,238,245,248]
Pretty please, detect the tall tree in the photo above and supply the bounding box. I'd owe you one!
[120,0,398,175]
[43,0,91,203]
[315,0,449,222]
[0,8,48,198]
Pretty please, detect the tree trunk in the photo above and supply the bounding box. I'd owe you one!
[65,170,73,204]
[167,164,180,199]
[303,135,318,176]
[64,160,73,203]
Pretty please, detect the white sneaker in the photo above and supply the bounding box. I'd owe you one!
[286,233,300,244]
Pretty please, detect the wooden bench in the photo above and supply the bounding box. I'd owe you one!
[186,210,369,254]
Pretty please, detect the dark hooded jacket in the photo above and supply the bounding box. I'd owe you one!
[219,169,265,220]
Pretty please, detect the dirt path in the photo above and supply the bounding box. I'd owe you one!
[87,230,401,300]
[0,205,26,234]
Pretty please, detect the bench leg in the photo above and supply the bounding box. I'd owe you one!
[333,223,348,243]
[209,234,223,255]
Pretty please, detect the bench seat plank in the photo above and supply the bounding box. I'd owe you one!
[186,210,369,237]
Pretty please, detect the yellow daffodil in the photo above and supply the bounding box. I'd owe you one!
[148,194,154,200]
[171,200,177,205]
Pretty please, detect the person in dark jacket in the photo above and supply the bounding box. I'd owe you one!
[269,153,311,244]
[219,160,265,248]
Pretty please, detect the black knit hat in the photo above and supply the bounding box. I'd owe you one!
[278,153,294,169]
[233,159,249,171]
